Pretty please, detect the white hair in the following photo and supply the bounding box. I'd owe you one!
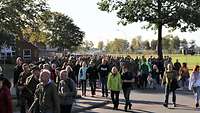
[40,69,51,78]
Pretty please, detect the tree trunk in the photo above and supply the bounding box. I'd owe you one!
[157,23,163,59]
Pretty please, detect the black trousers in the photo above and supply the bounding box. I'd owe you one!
[111,91,120,108]
[141,74,148,88]
[123,88,132,106]
[164,85,176,104]
[60,104,72,113]
[89,79,96,95]
[80,80,87,95]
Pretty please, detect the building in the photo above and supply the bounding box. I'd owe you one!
[16,38,39,62]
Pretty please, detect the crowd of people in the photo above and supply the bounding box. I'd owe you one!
[0,54,200,113]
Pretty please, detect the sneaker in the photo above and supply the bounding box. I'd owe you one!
[163,103,168,108]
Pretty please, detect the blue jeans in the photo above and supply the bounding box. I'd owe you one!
[193,86,200,104]
[100,77,108,96]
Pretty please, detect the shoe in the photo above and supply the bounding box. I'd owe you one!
[196,103,199,108]
[129,103,132,110]
[124,105,128,112]
[102,95,105,97]
[173,103,176,107]
[163,103,168,108]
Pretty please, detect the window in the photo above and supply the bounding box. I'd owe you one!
[23,49,31,60]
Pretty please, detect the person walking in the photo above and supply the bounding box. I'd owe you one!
[14,57,23,106]
[163,64,179,108]
[28,69,60,113]
[58,70,77,113]
[78,61,88,96]
[121,64,134,112]
[87,61,98,97]
[189,65,200,108]
[0,76,12,113]
[107,67,122,110]
[98,58,109,97]
[18,63,31,113]
[179,63,190,89]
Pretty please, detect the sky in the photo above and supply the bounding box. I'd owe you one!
[48,0,200,47]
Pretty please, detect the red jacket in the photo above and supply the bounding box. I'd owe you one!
[0,86,13,113]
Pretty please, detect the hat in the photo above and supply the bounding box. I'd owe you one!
[31,65,40,71]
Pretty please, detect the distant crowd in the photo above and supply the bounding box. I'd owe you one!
[0,54,200,113]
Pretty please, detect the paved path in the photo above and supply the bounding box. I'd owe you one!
[80,89,200,113]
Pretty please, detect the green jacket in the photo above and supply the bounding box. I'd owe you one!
[107,72,122,91]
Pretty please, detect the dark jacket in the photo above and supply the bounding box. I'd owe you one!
[14,65,23,86]
[58,79,77,105]
[0,86,13,113]
[33,81,60,113]
[87,66,99,81]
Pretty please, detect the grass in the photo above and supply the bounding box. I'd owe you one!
[110,54,200,70]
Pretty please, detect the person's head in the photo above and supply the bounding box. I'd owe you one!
[60,70,68,80]
[176,59,179,62]
[82,61,87,67]
[16,57,23,66]
[167,64,173,71]
[39,69,51,85]
[66,65,73,73]
[31,66,40,79]
[193,65,200,73]
[111,67,118,75]
[123,64,129,72]
[22,63,30,72]
[153,64,158,70]
[89,60,95,67]
[43,63,50,70]
[102,58,107,65]
[182,63,187,68]
[51,63,57,70]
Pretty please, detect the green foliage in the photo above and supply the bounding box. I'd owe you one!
[0,30,15,46]
[98,41,104,50]
[131,36,141,50]
[40,11,85,50]
[98,0,200,58]
[0,0,48,37]
[106,38,129,53]
[142,40,150,50]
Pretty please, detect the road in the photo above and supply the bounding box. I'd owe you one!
[80,89,200,113]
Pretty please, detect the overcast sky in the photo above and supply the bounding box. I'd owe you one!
[48,0,200,47]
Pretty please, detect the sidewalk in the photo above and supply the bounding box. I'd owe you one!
[13,88,110,113]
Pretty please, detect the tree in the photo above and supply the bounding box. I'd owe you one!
[98,0,200,59]
[0,30,15,47]
[131,36,142,50]
[180,39,188,49]
[98,41,104,50]
[142,40,150,50]
[171,36,180,50]
[151,39,157,50]
[106,38,129,53]
[0,0,48,37]
[82,40,94,50]
[43,12,85,50]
